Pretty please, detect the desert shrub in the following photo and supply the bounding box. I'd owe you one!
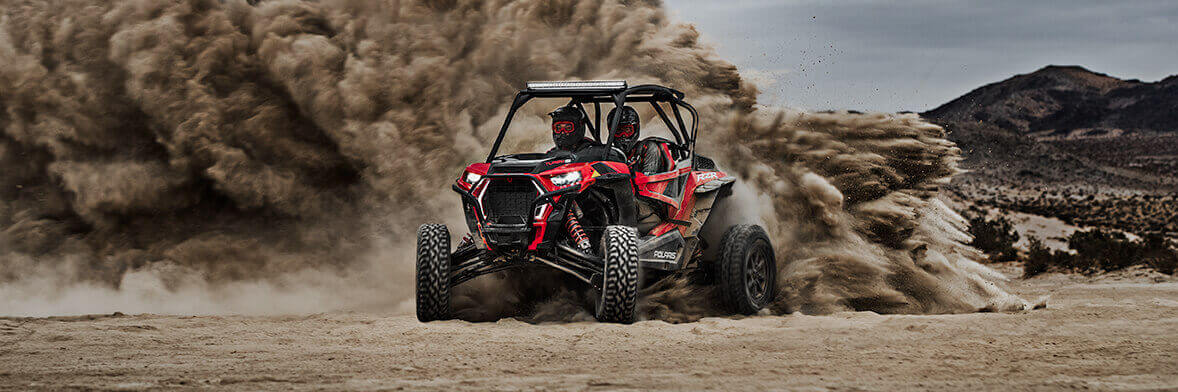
[1022,237,1053,277]
[1067,229,1148,272]
[1021,237,1077,277]
[1149,254,1178,275]
[1059,229,1177,274]
[969,215,1021,262]
[1021,230,1178,276]
[1142,234,1178,275]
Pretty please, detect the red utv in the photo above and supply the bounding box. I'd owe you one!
[416,81,775,323]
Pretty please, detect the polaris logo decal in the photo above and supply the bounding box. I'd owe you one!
[653,250,677,260]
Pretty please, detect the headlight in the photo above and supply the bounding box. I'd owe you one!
[549,171,581,188]
[464,172,482,185]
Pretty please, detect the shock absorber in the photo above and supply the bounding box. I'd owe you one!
[565,203,592,252]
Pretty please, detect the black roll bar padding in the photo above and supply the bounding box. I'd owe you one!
[670,103,689,147]
[608,92,627,146]
[574,101,600,142]
[678,100,699,169]
[670,103,692,162]
[487,92,533,162]
[594,101,602,142]
[649,102,684,146]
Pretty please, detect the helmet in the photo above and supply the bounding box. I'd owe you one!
[607,106,640,152]
[549,105,586,150]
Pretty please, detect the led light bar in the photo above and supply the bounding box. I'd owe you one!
[526,80,627,91]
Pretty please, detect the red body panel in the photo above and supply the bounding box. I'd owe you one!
[459,159,724,248]
[646,170,727,237]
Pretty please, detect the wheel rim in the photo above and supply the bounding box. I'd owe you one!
[744,242,771,305]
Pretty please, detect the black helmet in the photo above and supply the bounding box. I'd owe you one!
[549,105,587,150]
[607,106,640,152]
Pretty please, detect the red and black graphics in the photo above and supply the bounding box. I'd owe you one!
[645,169,728,237]
[633,169,685,209]
[630,144,686,209]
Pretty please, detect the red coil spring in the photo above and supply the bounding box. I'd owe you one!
[566,209,591,250]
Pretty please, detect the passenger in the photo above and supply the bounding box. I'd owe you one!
[608,106,672,174]
[607,106,676,234]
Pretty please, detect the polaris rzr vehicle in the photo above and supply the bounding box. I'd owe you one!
[416,81,775,323]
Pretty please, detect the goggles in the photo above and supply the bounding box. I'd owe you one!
[553,121,576,134]
[614,123,637,138]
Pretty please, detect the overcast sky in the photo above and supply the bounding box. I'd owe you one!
[664,0,1178,112]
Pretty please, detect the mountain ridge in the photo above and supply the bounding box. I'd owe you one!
[925,65,1178,138]
[923,65,1177,236]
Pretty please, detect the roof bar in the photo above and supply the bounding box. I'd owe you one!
[526,80,627,91]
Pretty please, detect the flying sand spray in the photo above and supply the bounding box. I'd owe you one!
[0,0,1029,318]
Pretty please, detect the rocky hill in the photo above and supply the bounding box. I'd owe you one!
[927,65,1178,137]
[924,66,1178,236]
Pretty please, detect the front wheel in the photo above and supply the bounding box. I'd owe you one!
[595,226,640,323]
[416,223,452,322]
[717,224,777,315]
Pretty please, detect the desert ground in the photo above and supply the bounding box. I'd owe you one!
[2,269,1177,391]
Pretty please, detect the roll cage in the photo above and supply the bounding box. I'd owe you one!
[486,81,700,166]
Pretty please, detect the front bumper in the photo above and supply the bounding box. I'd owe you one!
[453,181,580,254]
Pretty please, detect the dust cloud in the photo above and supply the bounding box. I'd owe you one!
[0,0,1027,319]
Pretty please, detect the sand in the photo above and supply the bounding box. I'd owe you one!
[2,272,1177,391]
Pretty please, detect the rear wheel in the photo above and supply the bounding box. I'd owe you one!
[595,226,639,323]
[416,223,452,322]
[717,224,776,315]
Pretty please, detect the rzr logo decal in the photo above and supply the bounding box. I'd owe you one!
[697,172,719,181]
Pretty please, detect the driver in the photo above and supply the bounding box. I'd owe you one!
[547,105,594,155]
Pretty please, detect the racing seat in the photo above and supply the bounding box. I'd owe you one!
[630,138,686,234]
[632,139,674,174]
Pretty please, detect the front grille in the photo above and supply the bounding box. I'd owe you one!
[481,178,538,224]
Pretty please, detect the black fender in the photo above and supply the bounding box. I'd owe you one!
[586,173,637,227]
[695,179,738,262]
